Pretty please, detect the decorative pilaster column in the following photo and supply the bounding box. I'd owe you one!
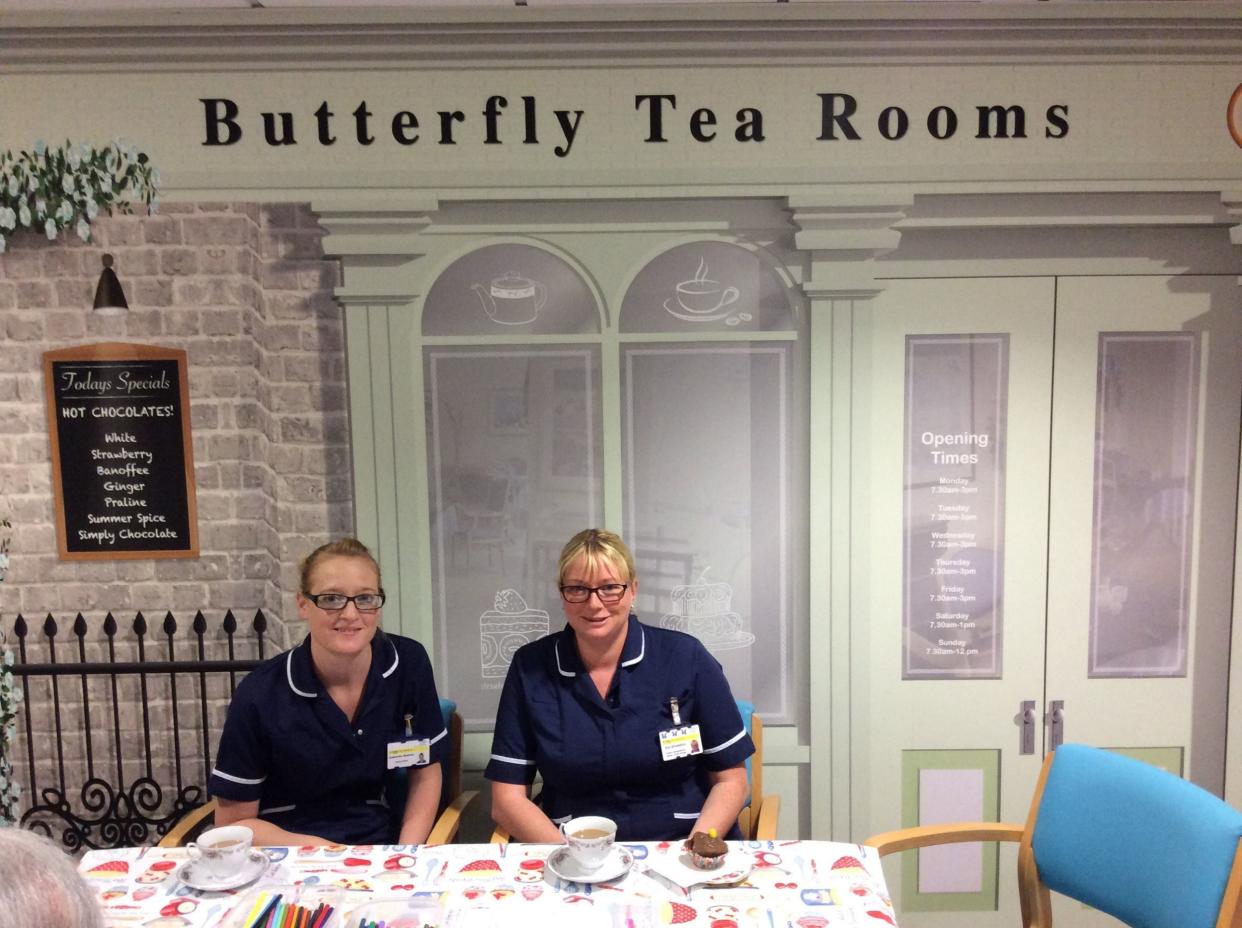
[788,192,911,842]
[312,197,440,643]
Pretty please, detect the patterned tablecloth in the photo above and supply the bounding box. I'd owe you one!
[79,839,897,928]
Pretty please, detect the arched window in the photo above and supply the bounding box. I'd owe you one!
[420,228,806,728]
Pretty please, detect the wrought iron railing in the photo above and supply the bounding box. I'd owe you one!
[4,609,270,851]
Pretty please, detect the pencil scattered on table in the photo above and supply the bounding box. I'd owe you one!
[243,892,335,928]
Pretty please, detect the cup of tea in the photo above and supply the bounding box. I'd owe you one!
[559,815,617,871]
[675,279,739,315]
[186,824,253,880]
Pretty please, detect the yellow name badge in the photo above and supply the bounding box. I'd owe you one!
[658,724,704,761]
[387,738,430,769]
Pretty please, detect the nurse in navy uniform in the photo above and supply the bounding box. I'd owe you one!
[486,528,754,842]
[209,538,448,846]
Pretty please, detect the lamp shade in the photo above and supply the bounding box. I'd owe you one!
[92,253,129,315]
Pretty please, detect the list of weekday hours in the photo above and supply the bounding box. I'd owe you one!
[43,344,199,559]
[903,334,1008,679]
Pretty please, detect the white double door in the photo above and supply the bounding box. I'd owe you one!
[851,274,1241,927]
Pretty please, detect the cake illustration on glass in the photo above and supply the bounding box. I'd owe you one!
[659,568,755,651]
[480,589,550,678]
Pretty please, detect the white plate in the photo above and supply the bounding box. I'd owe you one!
[545,844,634,884]
[176,849,269,891]
[645,848,753,888]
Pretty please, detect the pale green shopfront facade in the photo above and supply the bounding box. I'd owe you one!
[6,3,1242,920]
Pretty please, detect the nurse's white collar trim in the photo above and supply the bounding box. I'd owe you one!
[286,648,317,698]
[381,636,399,678]
[554,640,576,677]
[555,625,645,675]
[620,627,645,667]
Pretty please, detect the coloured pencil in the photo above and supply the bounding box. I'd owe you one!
[248,894,280,928]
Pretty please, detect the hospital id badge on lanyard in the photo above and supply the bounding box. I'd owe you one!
[659,697,703,761]
[387,713,430,769]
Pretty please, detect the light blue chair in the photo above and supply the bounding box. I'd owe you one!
[735,699,780,840]
[866,743,1242,928]
[405,697,478,844]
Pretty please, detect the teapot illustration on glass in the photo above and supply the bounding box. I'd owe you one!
[472,272,547,326]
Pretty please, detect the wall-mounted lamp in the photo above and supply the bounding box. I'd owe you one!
[92,253,129,316]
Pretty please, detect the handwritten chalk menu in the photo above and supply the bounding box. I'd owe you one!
[43,343,199,560]
[903,335,1008,679]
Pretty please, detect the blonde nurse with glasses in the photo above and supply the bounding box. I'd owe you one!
[210,538,447,846]
[486,528,754,842]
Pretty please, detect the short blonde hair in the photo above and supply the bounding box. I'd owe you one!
[299,537,382,593]
[558,528,637,585]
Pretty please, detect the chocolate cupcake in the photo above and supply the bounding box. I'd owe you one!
[685,828,728,870]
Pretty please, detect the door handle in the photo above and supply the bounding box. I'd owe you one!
[1019,700,1036,755]
[1046,700,1065,750]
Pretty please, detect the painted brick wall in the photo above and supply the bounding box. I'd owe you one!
[0,203,355,836]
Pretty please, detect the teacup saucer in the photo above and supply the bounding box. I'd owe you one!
[177,849,269,891]
[545,844,633,884]
[662,297,734,323]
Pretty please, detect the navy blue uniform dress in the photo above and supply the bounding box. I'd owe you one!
[209,630,448,844]
[485,615,754,841]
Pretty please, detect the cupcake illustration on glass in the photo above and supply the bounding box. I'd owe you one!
[472,272,547,325]
[480,589,550,677]
[659,568,755,651]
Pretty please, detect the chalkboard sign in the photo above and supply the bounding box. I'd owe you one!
[43,343,199,560]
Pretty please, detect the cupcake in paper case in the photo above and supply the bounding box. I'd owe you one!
[480,590,549,678]
[685,828,728,870]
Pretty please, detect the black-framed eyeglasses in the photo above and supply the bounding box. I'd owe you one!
[303,591,386,613]
[559,583,629,605]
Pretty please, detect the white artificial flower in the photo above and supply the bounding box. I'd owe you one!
[105,148,118,173]
[26,173,35,193]
[62,172,75,194]
[44,217,56,239]
[150,167,161,187]
[5,174,16,198]
[76,217,90,241]
[67,146,81,169]
[56,200,73,222]
[0,233,6,254]
[34,197,46,217]
[100,173,113,196]
[18,203,29,226]
[86,199,98,220]
[0,208,12,231]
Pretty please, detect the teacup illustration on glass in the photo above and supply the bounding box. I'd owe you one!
[472,272,547,325]
[664,258,750,325]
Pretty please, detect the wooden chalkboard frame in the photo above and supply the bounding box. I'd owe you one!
[43,342,199,560]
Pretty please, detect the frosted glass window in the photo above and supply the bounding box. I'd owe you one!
[425,347,603,725]
[621,344,799,721]
[422,243,600,336]
[620,241,795,334]
[1090,333,1198,678]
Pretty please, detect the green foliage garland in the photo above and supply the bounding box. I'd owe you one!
[0,139,160,254]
